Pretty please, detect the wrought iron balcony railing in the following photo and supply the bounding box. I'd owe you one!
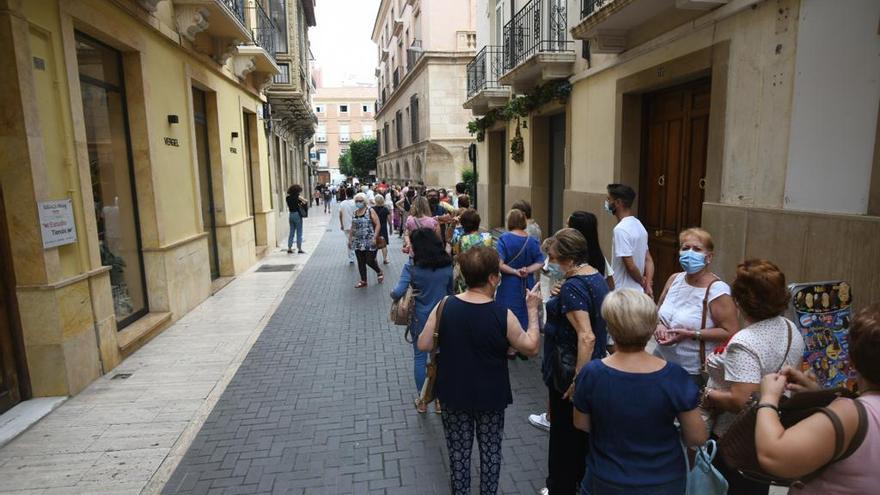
[221,0,246,26]
[248,2,278,59]
[407,40,424,71]
[581,0,611,19]
[467,45,505,98]
[502,0,573,72]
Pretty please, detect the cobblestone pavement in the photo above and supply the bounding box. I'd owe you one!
[163,211,550,494]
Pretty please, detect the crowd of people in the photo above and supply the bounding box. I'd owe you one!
[289,178,879,495]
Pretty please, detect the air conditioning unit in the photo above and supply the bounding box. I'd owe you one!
[340,136,351,143]
[316,136,327,143]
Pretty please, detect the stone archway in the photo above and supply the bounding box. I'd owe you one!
[395,161,401,180]
[404,160,411,180]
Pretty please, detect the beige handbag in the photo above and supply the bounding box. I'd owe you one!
[390,285,414,327]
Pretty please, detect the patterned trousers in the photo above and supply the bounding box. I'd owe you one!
[441,408,505,495]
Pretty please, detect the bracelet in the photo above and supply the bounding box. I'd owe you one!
[756,402,780,414]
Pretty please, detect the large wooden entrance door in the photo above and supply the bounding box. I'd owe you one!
[549,113,566,234]
[640,79,711,293]
[0,191,25,414]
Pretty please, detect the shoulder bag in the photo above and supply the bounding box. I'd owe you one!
[420,296,448,405]
[390,265,415,328]
[717,321,869,486]
[698,276,722,386]
[549,276,595,394]
[297,198,309,218]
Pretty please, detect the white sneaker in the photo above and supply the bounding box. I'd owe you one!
[528,412,551,431]
[538,488,550,495]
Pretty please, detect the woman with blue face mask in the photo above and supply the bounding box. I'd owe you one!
[652,228,739,387]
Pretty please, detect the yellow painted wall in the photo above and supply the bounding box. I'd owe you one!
[22,0,271,251]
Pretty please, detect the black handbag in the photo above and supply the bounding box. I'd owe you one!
[548,276,596,394]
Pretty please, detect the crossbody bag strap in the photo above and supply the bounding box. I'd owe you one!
[699,276,721,366]
[776,320,794,373]
[837,398,869,460]
[430,296,449,356]
[505,234,530,266]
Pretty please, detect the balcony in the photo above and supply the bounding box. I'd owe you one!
[463,46,510,116]
[498,0,575,93]
[393,17,404,37]
[316,135,327,143]
[340,136,351,143]
[406,40,424,71]
[381,47,390,61]
[173,0,251,58]
[232,2,280,86]
[571,0,728,53]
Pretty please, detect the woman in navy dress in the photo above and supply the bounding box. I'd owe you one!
[496,209,544,351]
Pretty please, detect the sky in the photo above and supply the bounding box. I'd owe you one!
[310,0,381,88]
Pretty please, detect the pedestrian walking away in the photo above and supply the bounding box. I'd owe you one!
[390,227,453,413]
[606,184,655,297]
[417,246,542,495]
[374,195,391,264]
[285,184,308,254]
[323,186,332,213]
[338,186,357,264]
[349,193,383,288]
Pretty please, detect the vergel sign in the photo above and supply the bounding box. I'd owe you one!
[38,199,77,249]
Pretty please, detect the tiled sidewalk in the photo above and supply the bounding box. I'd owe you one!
[162,212,550,494]
[0,208,332,495]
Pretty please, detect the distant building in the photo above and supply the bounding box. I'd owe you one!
[313,87,378,176]
[372,0,476,187]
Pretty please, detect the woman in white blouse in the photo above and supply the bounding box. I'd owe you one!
[653,228,739,386]
[701,259,806,495]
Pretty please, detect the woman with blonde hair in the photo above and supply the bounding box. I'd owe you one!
[653,227,739,386]
[573,289,707,494]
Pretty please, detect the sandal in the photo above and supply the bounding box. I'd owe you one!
[355,281,368,289]
[383,260,390,265]
[414,399,427,414]
[377,273,384,284]
[434,400,442,414]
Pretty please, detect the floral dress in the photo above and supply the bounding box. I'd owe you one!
[351,209,377,251]
[453,232,496,293]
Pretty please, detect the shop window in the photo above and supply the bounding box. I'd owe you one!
[75,33,148,328]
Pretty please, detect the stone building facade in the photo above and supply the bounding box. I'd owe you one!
[466,0,880,304]
[313,86,377,174]
[0,0,315,411]
[372,0,477,187]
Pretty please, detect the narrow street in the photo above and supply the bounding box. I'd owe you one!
[161,206,549,494]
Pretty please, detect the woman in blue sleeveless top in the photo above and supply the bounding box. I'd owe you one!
[496,209,544,337]
[417,246,543,495]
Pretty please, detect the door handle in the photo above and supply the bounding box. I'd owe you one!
[658,174,665,187]
[654,230,663,238]
[699,178,706,190]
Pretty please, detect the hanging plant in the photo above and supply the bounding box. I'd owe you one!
[510,120,525,163]
[466,79,572,143]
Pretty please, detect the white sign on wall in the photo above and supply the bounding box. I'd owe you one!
[38,199,77,249]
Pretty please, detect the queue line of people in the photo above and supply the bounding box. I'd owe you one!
[383,181,879,495]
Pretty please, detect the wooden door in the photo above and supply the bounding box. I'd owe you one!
[640,79,711,294]
[549,113,566,234]
[0,191,24,414]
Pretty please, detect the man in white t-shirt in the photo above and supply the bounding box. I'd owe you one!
[606,183,654,297]
[338,186,357,264]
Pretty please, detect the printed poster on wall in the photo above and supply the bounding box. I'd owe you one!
[38,199,77,249]
[789,281,857,390]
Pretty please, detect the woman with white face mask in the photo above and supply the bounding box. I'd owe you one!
[652,228,739,387]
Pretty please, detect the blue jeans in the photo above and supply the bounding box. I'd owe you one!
[288,212,303,250]
[412,337,427,392]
